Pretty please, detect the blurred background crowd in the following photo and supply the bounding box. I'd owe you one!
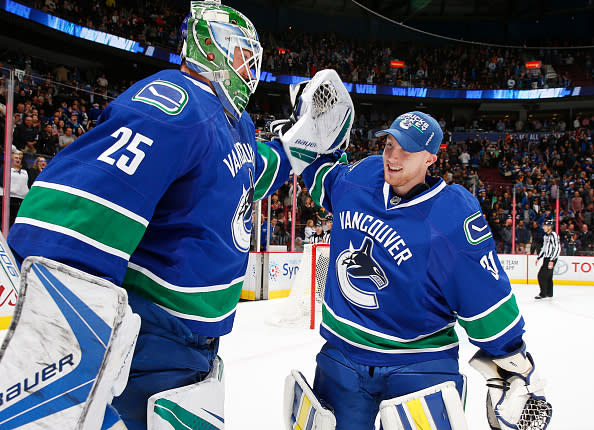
[1,0,593,256]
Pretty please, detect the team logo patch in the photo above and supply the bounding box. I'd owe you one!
[335,237,388,309]
[463,211,492,245]
[132,80,188,115]
[231,170,254,253]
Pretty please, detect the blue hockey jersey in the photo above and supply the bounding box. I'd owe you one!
[8,69,291,336]
[302,154,525,366]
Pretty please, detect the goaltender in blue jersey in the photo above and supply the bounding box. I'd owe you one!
[1,2,297,430]
[281,108,551,429]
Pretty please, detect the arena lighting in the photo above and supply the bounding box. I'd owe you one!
[2,0,593,100]
[525,61,542,69]
[390,60,405,68]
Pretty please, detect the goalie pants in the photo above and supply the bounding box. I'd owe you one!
[110,292,220,430]
[537,258,555,297]
[313,342,465,430]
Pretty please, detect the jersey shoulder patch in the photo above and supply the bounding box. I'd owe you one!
[436,185,492,247]
[463,211,492,245]
[131,79,189,115]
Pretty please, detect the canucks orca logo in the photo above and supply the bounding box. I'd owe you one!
[336,237,388,309]
[232,169,254,252]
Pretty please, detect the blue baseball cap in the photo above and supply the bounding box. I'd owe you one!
[375,111,443,154]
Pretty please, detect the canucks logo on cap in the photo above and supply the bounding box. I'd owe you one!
[398,113,430,133]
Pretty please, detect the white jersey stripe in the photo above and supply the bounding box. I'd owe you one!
[156,303,237,322]
[127,262,244,293]
[14,217,130,260]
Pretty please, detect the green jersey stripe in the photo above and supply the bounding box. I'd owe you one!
[322,323,459,355]
[14,217,130,260]
[254,141,281,201]
[310,153,348,206]
[34,181,149,226]
[17,186,146,255]
[457,294,521,341]
[322,304,459,351]
[123,266,243,319]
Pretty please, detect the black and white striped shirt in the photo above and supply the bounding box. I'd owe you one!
[538,231,560,261]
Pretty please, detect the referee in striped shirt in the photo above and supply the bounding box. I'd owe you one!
[535,219,561,299]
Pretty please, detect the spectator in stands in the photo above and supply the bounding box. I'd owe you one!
[293,236,304,252]
[96,73,109,92]
[88,102,103,124]
[36,122,58,156]
[68,112,85,137]
[303,219,315,243]
[13,115,38,153]
[300,196,317,231]
[0,150,29,226]
[27,156,47,188]
[515,220,531,254]
[570,190,584,215]
[501,218,513,253]
[529,220,545,254]
[578,224,593,253]
[58,126,76,150]
[269,193,282,219]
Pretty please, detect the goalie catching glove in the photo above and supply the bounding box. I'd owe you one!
[270,69,354,174]
[469,349,552,430]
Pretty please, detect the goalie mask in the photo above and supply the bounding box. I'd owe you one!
[180,0,262,121]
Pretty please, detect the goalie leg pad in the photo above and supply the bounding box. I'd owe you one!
[284,369,336,430]
[0,256,140,430]
[147,356,224,430]
[379,381,468,430]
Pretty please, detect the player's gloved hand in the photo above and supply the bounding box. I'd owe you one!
[269,79,310,138]
[469,348,552,430]
[270,69,354,174]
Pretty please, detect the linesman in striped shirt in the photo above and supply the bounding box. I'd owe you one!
[535,219,561,299]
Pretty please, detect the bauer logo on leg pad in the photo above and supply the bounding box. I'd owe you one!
[0,257,137,430]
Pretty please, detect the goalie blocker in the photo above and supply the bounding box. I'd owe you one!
[0,257,140,429]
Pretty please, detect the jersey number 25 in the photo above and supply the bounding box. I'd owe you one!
[98,126,153,175]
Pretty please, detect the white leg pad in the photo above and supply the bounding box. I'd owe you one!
[147,356,225,430]
[0,256,140,430]
[283,369,336,430]
[379,382,468,430]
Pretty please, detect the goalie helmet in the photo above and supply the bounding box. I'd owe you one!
[180,0,262,121]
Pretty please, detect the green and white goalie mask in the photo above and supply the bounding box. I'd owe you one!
[180,0,262,121]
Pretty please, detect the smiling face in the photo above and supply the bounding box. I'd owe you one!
[382,134,437,195]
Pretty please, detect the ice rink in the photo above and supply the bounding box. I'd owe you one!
[219,283,593,429]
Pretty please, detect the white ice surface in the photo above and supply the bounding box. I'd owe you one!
[219,283,593,429]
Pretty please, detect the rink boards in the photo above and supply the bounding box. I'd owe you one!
[242,252,594,301]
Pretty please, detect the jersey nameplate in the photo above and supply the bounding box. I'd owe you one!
[463,211,492,245]
[132,80,188,115]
